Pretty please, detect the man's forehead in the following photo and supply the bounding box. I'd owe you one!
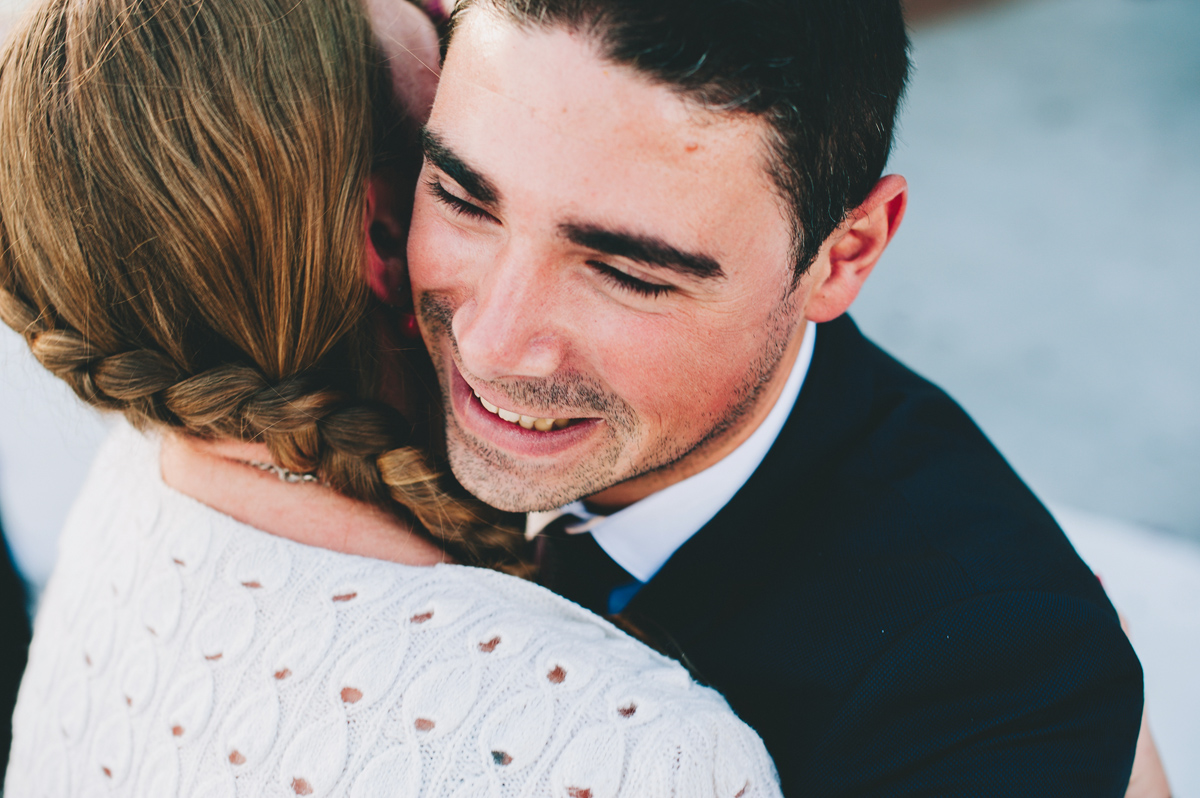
[438,10,769,174]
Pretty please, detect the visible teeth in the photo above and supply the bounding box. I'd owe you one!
[474,388,573,431]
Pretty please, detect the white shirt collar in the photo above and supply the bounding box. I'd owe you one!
[528,321,817,583]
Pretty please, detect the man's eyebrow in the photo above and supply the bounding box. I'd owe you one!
[560,222,725,280]
[420,127,500,206]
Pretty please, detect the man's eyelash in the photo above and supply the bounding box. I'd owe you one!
[427,178,492,221]
[587,261,673,298]
[425,180,668,298]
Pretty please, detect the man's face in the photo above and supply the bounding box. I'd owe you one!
[407,13,812,513]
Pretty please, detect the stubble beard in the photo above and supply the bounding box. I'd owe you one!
[418,286,802,513]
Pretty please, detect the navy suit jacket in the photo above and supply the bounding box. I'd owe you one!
[617,315,1142,796]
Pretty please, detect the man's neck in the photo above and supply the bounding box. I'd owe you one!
[585,320,811,513]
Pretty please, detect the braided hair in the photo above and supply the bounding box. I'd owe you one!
[0,0,529,573]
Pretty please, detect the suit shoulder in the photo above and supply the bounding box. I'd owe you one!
[805,590,1143,796]
[794,317,1113,609]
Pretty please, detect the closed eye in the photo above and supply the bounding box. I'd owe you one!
[587,260,674,298]
[427,178,495,222]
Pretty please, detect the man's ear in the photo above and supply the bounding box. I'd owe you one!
[802,174,907,323]
[364,171,412,307]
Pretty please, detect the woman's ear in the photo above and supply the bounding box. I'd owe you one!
[364,170,413,307]
[802,174,908,323]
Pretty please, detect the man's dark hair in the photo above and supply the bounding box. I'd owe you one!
[447,0,910,280]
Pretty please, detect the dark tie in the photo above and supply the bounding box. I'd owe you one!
[535,515,640,616]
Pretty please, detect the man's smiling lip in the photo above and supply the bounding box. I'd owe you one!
[448,359,601,458]
[466,380,574,430]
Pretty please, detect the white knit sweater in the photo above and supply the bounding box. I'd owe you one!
[5,425,780,797]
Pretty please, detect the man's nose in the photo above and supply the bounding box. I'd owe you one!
[453,243,564,381]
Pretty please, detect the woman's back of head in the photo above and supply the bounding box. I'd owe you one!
[0,0,524,571]
[1,0,376,385]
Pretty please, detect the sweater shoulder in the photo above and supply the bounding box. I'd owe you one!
[9,425,781,796]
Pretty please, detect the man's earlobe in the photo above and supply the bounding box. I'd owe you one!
[803,174,908,323]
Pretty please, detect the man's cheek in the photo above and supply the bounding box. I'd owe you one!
[595,327,729,426]
[590,322,677,392]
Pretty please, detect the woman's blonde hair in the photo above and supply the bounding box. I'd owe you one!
[0,0,527,572]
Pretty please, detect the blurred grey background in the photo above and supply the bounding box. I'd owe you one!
[0,0,1196,790]
[857,0,1200,544]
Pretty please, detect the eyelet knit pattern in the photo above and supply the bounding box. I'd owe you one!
[5,425,780,797]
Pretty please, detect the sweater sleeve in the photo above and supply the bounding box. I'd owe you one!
[801,591,1143,798]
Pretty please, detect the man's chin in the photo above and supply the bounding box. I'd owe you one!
[445,443,604,514]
